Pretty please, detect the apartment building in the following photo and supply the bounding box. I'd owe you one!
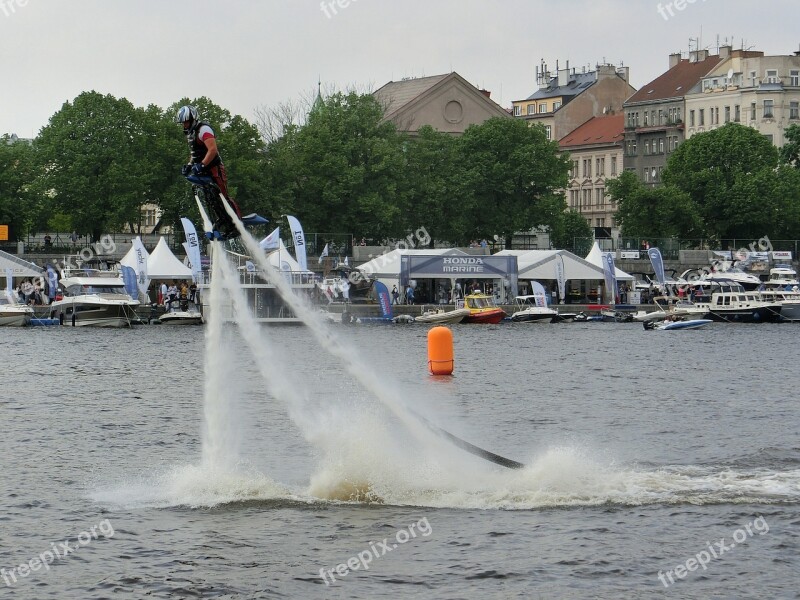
[684,47,800,147]
[559,114,624,238]
[512,61,635,141]
[623,50,723,186]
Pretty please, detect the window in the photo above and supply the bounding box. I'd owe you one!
[659,138,665,153]
[596,157,602,176]
[734,104,740,122]
[631,140,637,155]
[544,125,551,140]
[751,102,757,120]
[651,111,656,125]
[553,101,561,111]
[643,168,650,183]
[644,112,649,126]
[583,158,592,178]
[750,70,758,86]
[677,107,682,122]
[791,71,800,86]
[763,99,774,118]
[791,101,799,120]
[764,134,774,144]
[689,110,695,126]
[659,109,665,125]
[699,109,705,126]
[724,106,730,123]
[539,103,547,113]
[644,140,650,155]
[611,156,617,176]
[513,105,521,116]
[526,104,535,115]
[595,188,604,207]
[765,70,779,84]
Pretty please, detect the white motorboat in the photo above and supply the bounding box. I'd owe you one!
[644,318,712,331]
[158,310,204,325]
[685,266,762,291]
[414,307,470,324]
[764,264,798,289]
[757,288,800,322]
[48,269,139,327]
[685,280,782,323]
[510,295,558,323]
[650,296,710,321]
[0,293,34,326]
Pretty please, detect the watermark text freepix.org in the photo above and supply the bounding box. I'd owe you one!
[1,0,28,18]
[657,0,707,21]
[320,0,357,19]
[319,517,432,585]
[1,519,115,587]
[657,516,769,588]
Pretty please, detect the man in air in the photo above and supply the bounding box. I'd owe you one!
[176,105,242,236]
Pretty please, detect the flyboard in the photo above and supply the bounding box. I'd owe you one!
[198,184,525,471]
[187,173,267,240]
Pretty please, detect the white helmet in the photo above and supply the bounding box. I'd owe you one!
[176,105,198,130]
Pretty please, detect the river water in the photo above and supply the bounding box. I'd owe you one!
[1,318,799,599]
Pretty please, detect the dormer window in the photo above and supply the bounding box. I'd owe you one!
[765,70,779,84]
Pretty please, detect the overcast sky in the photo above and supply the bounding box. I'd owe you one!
[2,0,798,137]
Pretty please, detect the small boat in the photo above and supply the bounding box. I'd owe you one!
[551,311,578,323]
[0,294,34,326]
[644,318,712,330]
[158,310,204,325]
[510,295,558,323]
[460,293,506,324]
[414,307,470,324]
[48,269,139,327]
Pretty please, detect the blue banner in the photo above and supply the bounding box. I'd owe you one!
[648,248,666,285]
[602,252,617,304]
[46,264,59,300]
[374,281,392,319]
[120,265,138,299]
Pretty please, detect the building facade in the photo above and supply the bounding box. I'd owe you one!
[684,47,800,147]
[559,114,625,238]
[512,61,635,141]
[623,50,723,186]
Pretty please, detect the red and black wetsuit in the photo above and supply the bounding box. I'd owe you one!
[186,121,242,218]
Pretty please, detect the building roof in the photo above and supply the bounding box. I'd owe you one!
[373,74,450,118]
[625,55,723,104]
[559,114,624,148]
[524,71,598,101]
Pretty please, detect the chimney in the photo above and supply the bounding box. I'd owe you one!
[719,45,732,59]
[597,64,616,79]
[616,66,630,82]
[689,49,709,62]
[557,60,570,87]
[669,52,682,68]
[479,89,491,98]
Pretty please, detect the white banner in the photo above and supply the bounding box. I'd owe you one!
[772,251,793,260]
[554,254,566,302]
[180,217,202,283]
[620,251,640,259]
[286,215,308,271]
[259,227,280,250]
[131,237,150,301]
[4,267,13,299]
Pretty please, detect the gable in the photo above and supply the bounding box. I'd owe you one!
[380,73,510,134]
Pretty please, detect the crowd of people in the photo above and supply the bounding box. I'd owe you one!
[157,280,198,312]
[11,279,48,305]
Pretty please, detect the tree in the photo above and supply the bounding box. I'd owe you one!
[457,118,571,247]
[606,171,702,238]
[36,91,159,241]
[0,136,38,240]
[780,123,800,168]
[663,123,782,240]
[264,92,407,240]
[549,209,593,251]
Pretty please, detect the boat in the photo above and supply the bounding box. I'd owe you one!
[757,288,800,322]
[643,318,712,330]
[48,269,140,327]
[0,294,34,326]
[551,310,579,323]
[764,264,799,289]
[510,295,558,323]
[459,293,506,324]
[158,309,204,325]
[652,296,710,321]
[683,266,762,291]
[414,307,470,324]
[685,280,782,323]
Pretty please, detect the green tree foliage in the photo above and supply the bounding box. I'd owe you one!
[36,91,163,241]
[606,171,702,238]
[663,123,785,240]
[780,123,800,168]
[0,136,37,240]
[265,92,407,239]
[549,209,593,251]
[457,118,571,246]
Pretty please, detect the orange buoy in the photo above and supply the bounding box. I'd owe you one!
[427,326,454,375]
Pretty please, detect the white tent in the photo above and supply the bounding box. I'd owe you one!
[266,239,314,274]
[0,250,44,278]
[585,242,635,281]
[119,244,149,270]
[356,248,470,289]
[494,248,634,281]
[147,237,193,279]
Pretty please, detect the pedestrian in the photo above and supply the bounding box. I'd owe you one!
[406,284,415,305]
[391,285,400,305]
[159,282,168,307]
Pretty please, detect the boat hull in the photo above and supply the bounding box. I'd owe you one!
[706,305,782,323]
[0,312,32,327]
[463,309,505,324]
[415,309,469,325]
[158,312,204,325]
[658,319,712,330]
[50,303,138,328]
[510,312,555,323]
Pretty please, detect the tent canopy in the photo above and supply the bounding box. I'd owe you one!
[147,237,192,279]
[585,242,635,281]
[0,250,44,278]
[494,248,634,281]
[357,248,469,279]
[266,239,314,273]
